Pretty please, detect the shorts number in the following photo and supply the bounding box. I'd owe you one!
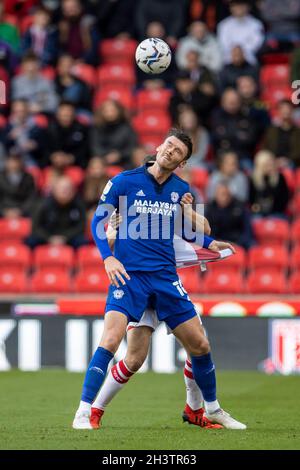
[172,279,187,296]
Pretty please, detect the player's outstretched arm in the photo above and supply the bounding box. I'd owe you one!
[208,240,236,253]
[180,192,211,235]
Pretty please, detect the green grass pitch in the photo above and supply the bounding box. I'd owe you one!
[0,370,299,450]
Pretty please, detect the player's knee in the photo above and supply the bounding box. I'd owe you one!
[189,337,210,356]
[124,353,145,372]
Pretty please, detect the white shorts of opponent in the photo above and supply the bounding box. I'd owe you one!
[127,304,202,335]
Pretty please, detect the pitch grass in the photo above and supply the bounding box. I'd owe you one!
[0,370,299,450]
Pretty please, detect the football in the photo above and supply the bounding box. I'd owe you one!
[135,37,172,74]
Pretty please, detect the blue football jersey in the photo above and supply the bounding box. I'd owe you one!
[92,164,213,272]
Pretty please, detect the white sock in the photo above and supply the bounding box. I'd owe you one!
[184,359,204,410]
[78,400,92,413]
[93,359,134,410]
[204,400,220,414]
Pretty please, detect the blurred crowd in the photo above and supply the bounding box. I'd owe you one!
[0,0,300,250]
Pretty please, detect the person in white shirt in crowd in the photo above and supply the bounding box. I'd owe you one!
[217,0,264,65]
[176,21,222,73]
[206,150,249,202]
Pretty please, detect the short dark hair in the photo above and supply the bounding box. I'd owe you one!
[167,128,193,160]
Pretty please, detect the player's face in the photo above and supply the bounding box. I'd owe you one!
[156,136,188,171]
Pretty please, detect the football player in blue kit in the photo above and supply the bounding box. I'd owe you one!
[72,129,247,430]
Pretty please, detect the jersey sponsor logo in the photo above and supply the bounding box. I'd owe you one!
[100,180,113,201]
[171,192,179,203]
[136,189,146,196]
[113,289,125,300]
[133,199,177,217]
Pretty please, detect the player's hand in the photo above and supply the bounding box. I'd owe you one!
[208,240,236,253]
[180,192,193,207]
[104,256,130,287]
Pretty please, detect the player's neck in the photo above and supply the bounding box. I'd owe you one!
[147,162,172,184]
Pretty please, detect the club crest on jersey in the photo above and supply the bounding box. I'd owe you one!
[113,289,125,300]
[171,192,179,203]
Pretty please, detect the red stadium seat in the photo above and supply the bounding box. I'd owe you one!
[31,269,72,293]
[190,168,209,192]
[247,269,287,294]
[291,218,300,244]
[106,166,123,178]
[93,87,135,111]
[290,246,300,271]
[289,272,300,293]
[260,64,290,91]
[0,218,31,241]
[72,63,96,87]
[40,66,56,81]
[76,245,104,269]
[19,14,34,34]
[74,268,110,293]
[203,271,244,294]
[0,268,28,293]
[178,267,201,294]
[136,89,172,112]
[99,39,138,65]
[248,245,288,272]
[97,64,136,88]
[252,218,289,245]
[138,135,163,152]
[33,245,75,270]
[0,242,31,269]
[206,245,247,273]
[133,112,171,136]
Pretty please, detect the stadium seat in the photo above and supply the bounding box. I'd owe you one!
[289,272,300,293]
[138,135,164,152]
[72,63,96,87]
[247,269,287,294]
[260,64,290,91]
[76,245,103,269]
[190,168,209,192]
[93,87,135,111]
[133,112,171,136]
[290,246,300,271]
[291,218,300,244]
[178,267,201,294]
[31,269,72,293]
[0,218,31,241]
[106,166,124,178]
[248,245,288,272]
[33,245,75,270]
[99,39,138,65]
[206,245,247,273]
[136,89,172,112]
[74,268,110,293]
[0,242,31,269]
[252,218,289,245]
[97,64,136,89]
[40,66,56,81]
[0,268,28,293]
[203,271,244,294]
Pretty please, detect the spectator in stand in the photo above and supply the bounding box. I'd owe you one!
[176,21,222,73]
[55,54,92,112]
[130,146,148,169]
[206,150,249,202]
[94,0,136,38]
[181,49,218,108]
[177,107,210,168]
[0,1,20,53]
[217,0,264,65]
[205,182,253,249]
[4,99,46,167]
[219,45,259,90]
[135,0,187,46]
[27,176,87,248]
[211,87,260,168]
[258,0,300,50]
[82,157,109,214]
[291,46,300,83]
[58,0,99,65]
[46,101,90,168]
[237,75,270,138]
[21,6,58,66]
[42,151,84,195]
[249,150,290,218]
[136,21,177,89]
[0,150,36,218]
[169,70,215,126]
[90,99,137,168]
[11,52,58,114]
[262,100,300,168]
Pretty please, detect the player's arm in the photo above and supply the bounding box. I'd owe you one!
[92,179,130,287]
[180,192,211,235]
